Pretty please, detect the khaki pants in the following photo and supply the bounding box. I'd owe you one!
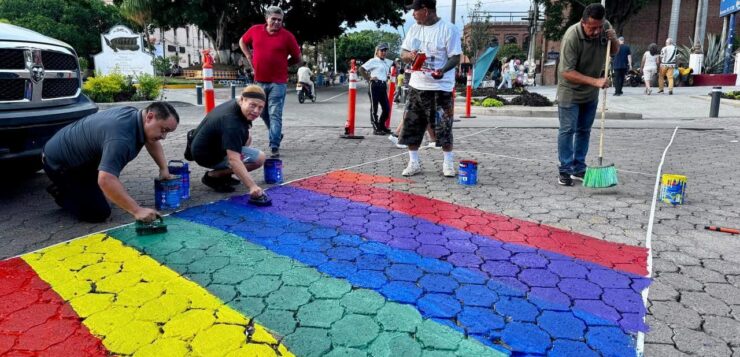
[659,65,674,92]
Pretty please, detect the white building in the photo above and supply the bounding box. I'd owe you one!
[101,0,213,68]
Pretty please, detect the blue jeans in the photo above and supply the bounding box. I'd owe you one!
[256,82,287,149]
[558,100,597,174]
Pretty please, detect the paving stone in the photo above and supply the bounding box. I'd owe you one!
[706,283,740,305]
[265,286,312,311]
[648,281,680,301]
[296,299,345,328]
[644,343,690,357]
[308,278,352,299]
[331,314,379,347]
[584,326,638,357]
[650,301,702,329]
[494,297,539,322]
[418,274,460,293]
[340,289,386,314]
[385,264,423,282]
[704,316,740,346]
[417,293,462,318]
[281,267,323,286]
[549,340,599,357]
[368,332,422,357]
[537,310,586,340]
[236,275,282,298]
[380,281,423,303]
[673,327,733,356]
[376,303,422,332]
[415,319,462,351]
[457,306,505,335]
[283,327,332,357]
[256,309,298,335]
[558,278,603,300]
[500,322,551,354]
[680,291,731,316]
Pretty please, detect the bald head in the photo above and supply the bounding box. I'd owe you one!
[666,38,673,45]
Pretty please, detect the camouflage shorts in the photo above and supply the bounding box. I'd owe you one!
[398,88,454,147]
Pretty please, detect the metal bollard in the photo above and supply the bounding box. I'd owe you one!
[710,86,722,118]
[231,83,236,99]
[195,85,203,106]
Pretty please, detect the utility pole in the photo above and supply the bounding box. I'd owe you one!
[333,38,337,73]
[668,0,681,41]
[451,0,456,24]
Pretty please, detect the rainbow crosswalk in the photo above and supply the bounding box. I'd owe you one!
[0,171,649,356]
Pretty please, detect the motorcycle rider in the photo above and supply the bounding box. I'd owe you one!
[297,62,315,100]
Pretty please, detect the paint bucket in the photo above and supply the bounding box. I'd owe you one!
[167,160,190,200]
[155,177,181,210]
[458,160,478,185]
[659,174,687,205]
[264,158,283,184]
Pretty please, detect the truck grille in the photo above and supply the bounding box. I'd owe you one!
[42,51,77,70]
[0,79,26,100]
[0,49,25,69]
[42,78,78,98]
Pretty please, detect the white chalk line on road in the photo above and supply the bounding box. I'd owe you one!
[635,126,680,357]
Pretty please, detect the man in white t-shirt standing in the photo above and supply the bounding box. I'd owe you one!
[398,0,462,177]
[297,62,315,100]
[359,43,394,134]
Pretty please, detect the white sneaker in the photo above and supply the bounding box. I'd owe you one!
[443,160,456,177]
[426,141,441,150]
[402,161,422,176]
[388,134,407,149]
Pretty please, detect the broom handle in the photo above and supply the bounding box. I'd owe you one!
[598,40,611,167]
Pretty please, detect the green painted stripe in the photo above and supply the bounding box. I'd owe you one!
[108,217,507,357]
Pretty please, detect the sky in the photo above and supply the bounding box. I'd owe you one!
[350,0,532,35]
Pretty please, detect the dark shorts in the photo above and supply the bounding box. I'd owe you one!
[398,88,454,147]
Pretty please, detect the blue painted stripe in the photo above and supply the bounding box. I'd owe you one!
[175,200,637,356]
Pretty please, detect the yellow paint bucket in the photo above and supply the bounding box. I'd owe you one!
[659,174,687,205]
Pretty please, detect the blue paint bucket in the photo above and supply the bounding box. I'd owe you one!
[167,160,190,200]
[458,160,478,185]
[264,158,283,184]
[154,177,181,210]
[659,174,687,205]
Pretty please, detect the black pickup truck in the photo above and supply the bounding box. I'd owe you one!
[0,23,98,174]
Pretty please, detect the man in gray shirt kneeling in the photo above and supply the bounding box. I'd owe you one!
[43,102,179,223]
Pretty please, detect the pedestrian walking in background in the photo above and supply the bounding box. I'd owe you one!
[640,43,659,95]
[359,43,394,135]
[239,6,302,158]
[397,0,461,178]
[556,3,619,186]
[612,36,632,96]
[658,38,677,95]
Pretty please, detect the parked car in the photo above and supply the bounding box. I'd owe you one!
[0,23,98,174]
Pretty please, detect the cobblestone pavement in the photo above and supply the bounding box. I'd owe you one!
[1,119,740,355]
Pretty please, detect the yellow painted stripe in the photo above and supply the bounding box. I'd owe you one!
[22,233,294,357]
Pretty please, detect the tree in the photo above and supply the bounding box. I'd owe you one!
[315,30,401,73]
[144,0,407,63]
[462,0,493,64]
[538,0,655,41]
[0,0,128,60]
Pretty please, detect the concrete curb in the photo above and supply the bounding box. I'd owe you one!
[454,105,643,119]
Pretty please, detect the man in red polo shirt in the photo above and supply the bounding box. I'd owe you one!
[239,6,301,158]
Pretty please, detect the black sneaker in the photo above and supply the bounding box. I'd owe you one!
[571,171,585,181]
[202,172,235,193]
[558,173,574,186]
[225,176,240,186]
[270,148,280,158]
[373,129,386,135]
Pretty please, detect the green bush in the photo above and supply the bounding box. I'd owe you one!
[83,72,128,102]
[135,73,163,100]
[481,98,504,107]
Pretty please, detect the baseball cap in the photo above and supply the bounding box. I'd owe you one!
[376,43,389,51]
[406,0,436,10]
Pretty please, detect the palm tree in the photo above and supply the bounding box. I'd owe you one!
[120,0,153,34]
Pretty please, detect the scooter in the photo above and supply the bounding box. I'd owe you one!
[296,82,316,103]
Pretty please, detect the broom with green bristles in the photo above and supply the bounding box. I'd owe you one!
[583,39,619,189]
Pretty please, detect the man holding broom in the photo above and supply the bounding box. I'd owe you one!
[556,3,618,186]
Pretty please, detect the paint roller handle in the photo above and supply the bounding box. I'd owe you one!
[705,226,740,235]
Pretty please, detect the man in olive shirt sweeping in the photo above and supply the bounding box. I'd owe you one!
[556,4,618,186]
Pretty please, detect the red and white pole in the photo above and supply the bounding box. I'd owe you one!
[341,59,363,139]
[460,68,476,118]
[385,65,397,129]
[201,50,215,114]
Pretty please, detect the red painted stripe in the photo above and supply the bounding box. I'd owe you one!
[292,175,648,276]
[0,258,108,356]
[326,170,414,184]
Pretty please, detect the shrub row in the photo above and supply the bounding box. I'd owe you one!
[83,72,162,103]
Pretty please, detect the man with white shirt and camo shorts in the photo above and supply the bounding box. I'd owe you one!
[398,0,461,177]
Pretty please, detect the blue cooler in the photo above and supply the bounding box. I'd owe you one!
[168,160,190,200]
